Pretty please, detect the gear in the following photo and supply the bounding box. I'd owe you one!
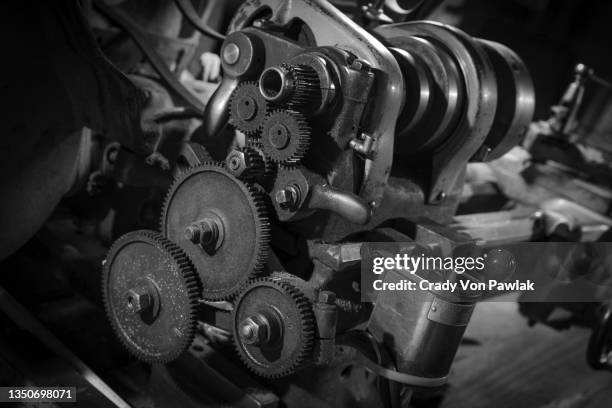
[102,230,201,363]
[229,82,269,134]
[259,63,321,109]
[261,109,311,165]
[161,163,270,300]
[232,277,315,378]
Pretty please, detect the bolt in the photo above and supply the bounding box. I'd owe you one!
[184,225,201,243]
[126,289,152,314]
[184,218,220,246]
[226,150,247,177]
[222,42,240,65]
[318,290,336,304]
[238,315,270,345]
[275,185,300,209]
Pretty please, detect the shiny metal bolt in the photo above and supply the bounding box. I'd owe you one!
[222,42,240,65]
[238,315,269,345]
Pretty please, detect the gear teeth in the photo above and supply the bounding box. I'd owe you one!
[229,82,269,134]
[232,277,315,378]
[280,63,321,109]
[246,140,277,187]
[161,162,271,301]
[261,109,311,165]
[101,230,201,364]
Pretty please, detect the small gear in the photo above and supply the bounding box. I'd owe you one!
[102,230,201,363]
[226,146,266,182]
[259,63,321,109]
[229,82,269,134]
[261,110,311,165]
[161,163,270,300]
[232,277,315,378]
[279,63,321,108]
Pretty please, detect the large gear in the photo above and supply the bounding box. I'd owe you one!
[229,82,269,134]
[232,277,315,378]
[161,163,270,300]
[102,230,201,363]
[261,110,311,165]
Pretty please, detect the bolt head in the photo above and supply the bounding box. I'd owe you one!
[185,225,201,243]
[222,42,240,65]
[126,289,152,314]
[226,150,247,176]
[238,317,268,345]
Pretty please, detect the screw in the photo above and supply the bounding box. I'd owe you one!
[222,42,240,65]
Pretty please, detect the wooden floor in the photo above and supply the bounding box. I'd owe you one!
[441,296,612,408]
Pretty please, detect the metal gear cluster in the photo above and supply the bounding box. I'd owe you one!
[229,82,269,134]
[232,277,315,378]
[160,163,270,300]
[261,109,311,165]
[101,230,201,363]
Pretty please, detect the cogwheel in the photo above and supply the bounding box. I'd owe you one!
[232,277,315,378]
[160,163,270,300]
[261,110,311,165]
[229,82,269,134]
[101,230,201,363]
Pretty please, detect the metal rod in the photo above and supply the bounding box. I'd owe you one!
[0,285,132,408]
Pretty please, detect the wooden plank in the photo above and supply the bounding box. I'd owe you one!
[441,299,612,408]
